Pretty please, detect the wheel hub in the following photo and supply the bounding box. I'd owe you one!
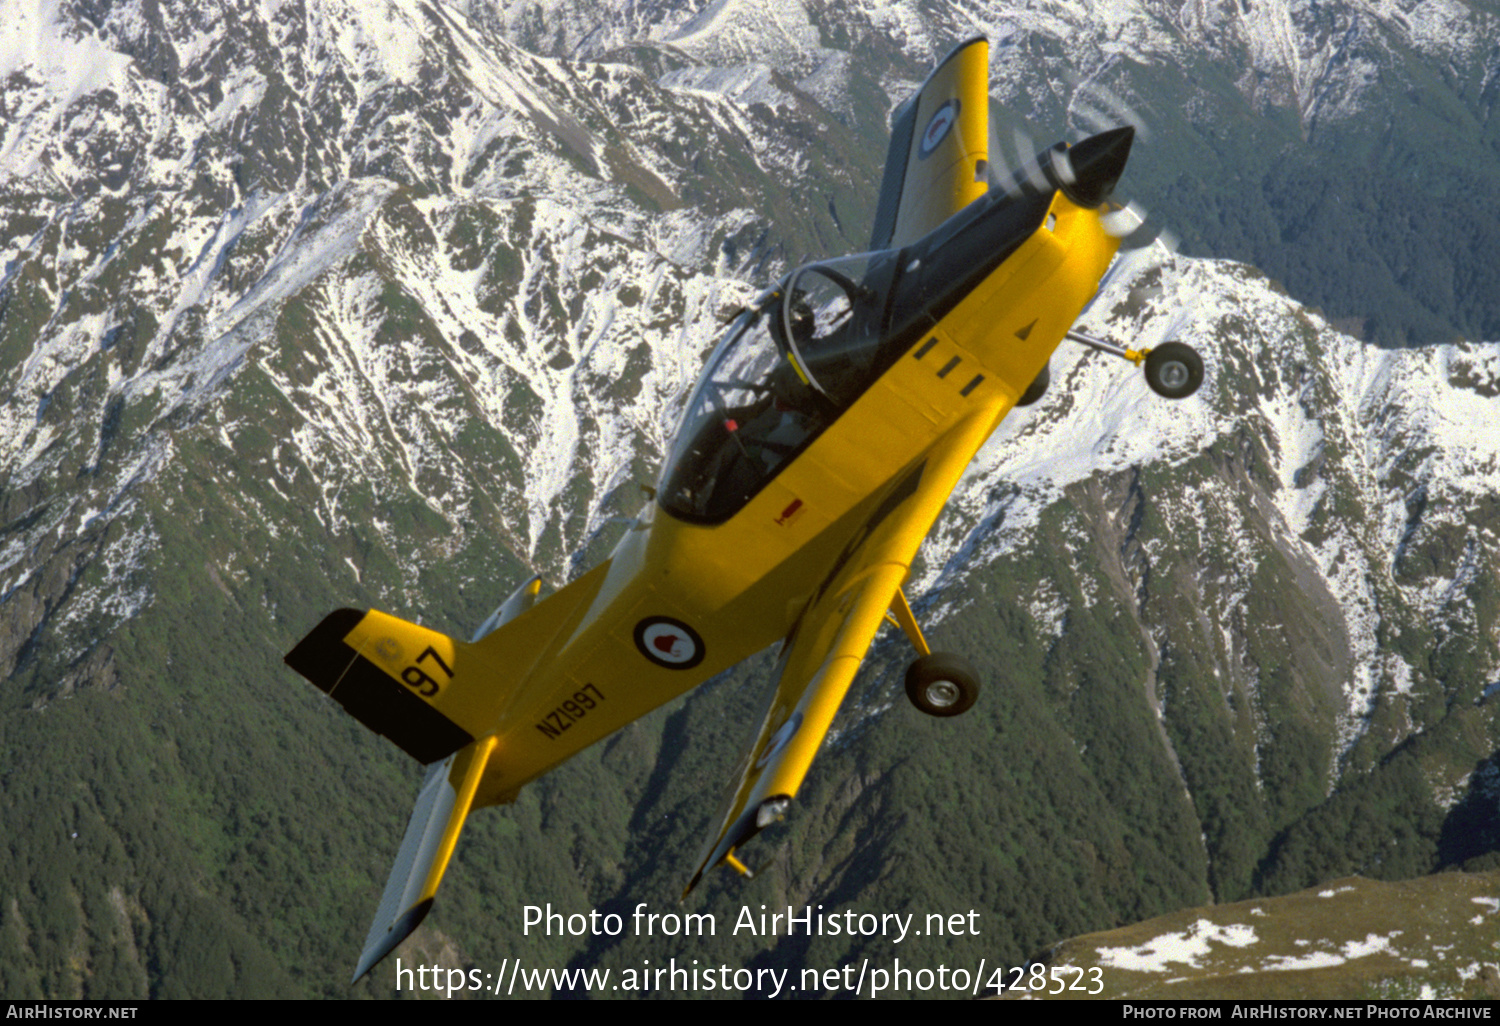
[925,680,961,708]
[1159,360,1189,389]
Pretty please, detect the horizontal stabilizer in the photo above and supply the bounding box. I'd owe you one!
[287,564,613,764]
[353,736,496,983]
[471,575,543,642]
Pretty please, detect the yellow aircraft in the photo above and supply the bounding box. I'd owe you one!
[285,36,1203,982]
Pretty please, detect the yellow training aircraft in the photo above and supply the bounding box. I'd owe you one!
[285,36,1203,982]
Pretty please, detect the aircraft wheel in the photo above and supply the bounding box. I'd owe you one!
[1015,360,1049,407]
[905,653,981,717]
[1143,342,1203,399]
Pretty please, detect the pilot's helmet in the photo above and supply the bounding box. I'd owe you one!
[768,290,809,351]
[785,291,815,345]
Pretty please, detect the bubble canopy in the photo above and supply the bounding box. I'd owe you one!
[657,251,902,524]
[653,176,1053,525]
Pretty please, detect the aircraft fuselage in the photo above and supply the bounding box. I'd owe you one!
[467,184,1121,808]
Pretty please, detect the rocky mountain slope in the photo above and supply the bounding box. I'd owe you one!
[0,0,1496,999]
[487,0,1500,345]
[1021,871,1500,1000]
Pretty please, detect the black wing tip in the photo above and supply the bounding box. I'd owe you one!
[930,35,988,80]
[351,898,434,984]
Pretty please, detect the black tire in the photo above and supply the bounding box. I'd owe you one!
[1015,360,1049,407]
[1144,341,1203,399]
[905,653,981,717]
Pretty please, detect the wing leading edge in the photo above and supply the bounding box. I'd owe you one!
[685,412,998,892]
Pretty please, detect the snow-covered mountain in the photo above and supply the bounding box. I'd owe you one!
[938,248,1500,752]
[1,0,1496,999]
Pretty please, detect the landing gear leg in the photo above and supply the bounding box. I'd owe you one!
[887,590,981,716]
[1066,330,1203,400]
[887,587,931,657]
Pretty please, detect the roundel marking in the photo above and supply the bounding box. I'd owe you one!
[918,99,961,159]
[634,616,705,670]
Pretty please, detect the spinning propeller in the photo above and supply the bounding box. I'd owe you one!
[981,95,1203,401]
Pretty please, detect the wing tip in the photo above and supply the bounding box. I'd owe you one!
[351,897,434,984]
[934,35,988,73]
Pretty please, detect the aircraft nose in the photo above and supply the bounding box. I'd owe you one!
[1049,126,1135,208]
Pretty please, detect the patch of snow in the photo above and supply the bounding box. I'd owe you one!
[1094,919,1258,972]
[1318,885,1356,897]
[1262,950,1346,971]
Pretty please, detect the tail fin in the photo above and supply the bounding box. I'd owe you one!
[287,566,611,982]
[352,736,496,982]
[285,608,476,763]
[285,564,612,763]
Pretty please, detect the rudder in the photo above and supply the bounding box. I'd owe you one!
[286,563,613,762]
[285,608,475,763]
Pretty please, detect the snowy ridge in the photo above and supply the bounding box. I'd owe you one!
[0,0,798,676]
[518,0,1500,140]
[1044,872,1500,998]
[0,0,1496,877]
[2,0,1495,732]
[915,248,1500,758]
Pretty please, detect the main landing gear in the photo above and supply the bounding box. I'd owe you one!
[905,652,982,717]
[888,589,982,717]
[1067,330,1204,399]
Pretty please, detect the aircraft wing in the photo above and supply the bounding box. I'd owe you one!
[868,36,990,251]
[352,735,495,982]
[685,411,996,893]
